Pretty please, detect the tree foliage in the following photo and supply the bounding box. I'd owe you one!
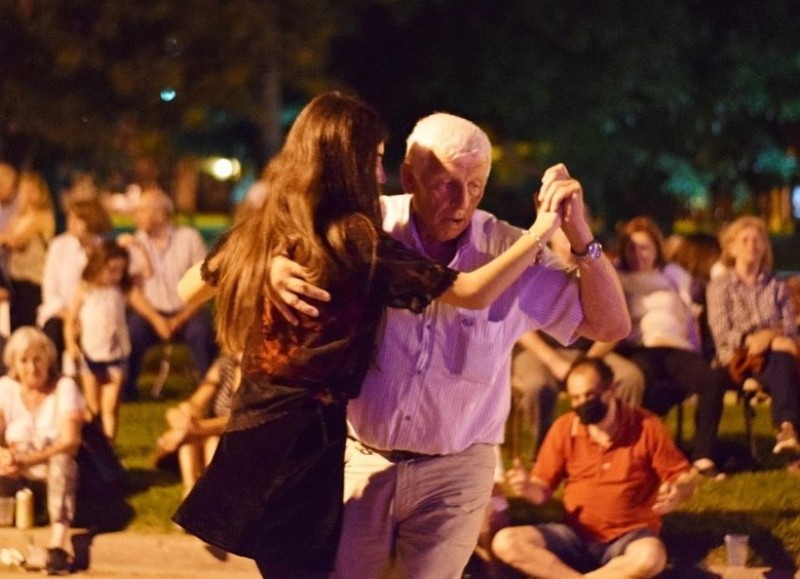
[330,0,800,230]
[1,0,352,179]
[2,0,799,231]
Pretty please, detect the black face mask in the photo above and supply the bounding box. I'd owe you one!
[575,397,609,425]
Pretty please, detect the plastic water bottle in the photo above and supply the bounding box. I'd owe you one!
[14,488,33,530]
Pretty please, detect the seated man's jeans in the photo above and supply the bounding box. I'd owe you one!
[124,308,217,400]
[537,522,657,573]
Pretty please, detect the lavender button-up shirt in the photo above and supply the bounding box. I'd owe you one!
[347,194,584,456]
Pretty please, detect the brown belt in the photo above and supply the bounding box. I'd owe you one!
[355,440,439,462]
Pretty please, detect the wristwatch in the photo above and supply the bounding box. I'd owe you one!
[570,239,603,262]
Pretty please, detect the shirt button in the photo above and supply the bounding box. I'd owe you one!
[602,462,611,470]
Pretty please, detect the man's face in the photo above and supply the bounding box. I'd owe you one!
[566,366,610,410]
[404,153,489,246]
[0,165,17,204]
[134,193,168,234]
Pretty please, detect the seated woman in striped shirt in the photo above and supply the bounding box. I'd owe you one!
[707,216,800,455]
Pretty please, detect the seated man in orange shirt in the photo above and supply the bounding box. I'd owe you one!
[492,357,696,579]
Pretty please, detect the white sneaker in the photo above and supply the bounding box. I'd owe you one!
[773,422,800,454]
[742,378,761,393]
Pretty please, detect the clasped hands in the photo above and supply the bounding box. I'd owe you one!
[267,164,591,325]
[0,445,26,476]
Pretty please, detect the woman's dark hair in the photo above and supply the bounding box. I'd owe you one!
[213,92,389,352]
[615,216,667,272]
[65,196,113,235]
[666,232,721,284]
[82,239,133,292]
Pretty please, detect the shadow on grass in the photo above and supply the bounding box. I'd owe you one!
[73,466,179,534]
[123,465,181,494]
[74,493,134,533]
[662,510,799,573]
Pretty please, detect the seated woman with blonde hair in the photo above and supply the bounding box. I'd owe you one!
[707,215,800,455]
[0,326,85,575]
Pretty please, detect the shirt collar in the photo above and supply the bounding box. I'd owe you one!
[406,209,476,266]
[569,398,621,449]
[138,223,174,249]
[729,268,769,287]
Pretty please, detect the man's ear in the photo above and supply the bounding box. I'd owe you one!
[400,162,416,194]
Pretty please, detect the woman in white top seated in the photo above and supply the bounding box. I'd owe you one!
[589,216,729,478]
[0,326,86,574]
[38,195,112,369]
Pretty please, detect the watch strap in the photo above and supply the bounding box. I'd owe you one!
[570,239,597,257]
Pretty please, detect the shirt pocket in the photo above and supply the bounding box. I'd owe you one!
[442,311,505,384]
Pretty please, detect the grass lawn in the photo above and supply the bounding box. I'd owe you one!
[82,347,800,572]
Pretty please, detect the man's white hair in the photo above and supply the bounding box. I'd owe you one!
[405,113,492,176]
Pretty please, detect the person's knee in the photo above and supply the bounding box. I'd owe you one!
[615,376,645,407]
[47,453,79,487]
[491,527,521,564]
[606,357,646,407]
[48,452,77,472]
[491,526,542,565]
[772,335,798,356]
[620,537,667,578]
[512,375,554,403]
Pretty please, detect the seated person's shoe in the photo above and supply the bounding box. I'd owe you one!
[742,378,769,405]
[45,547,72,576]
[773,422,800,454]
[742,377,761,393]
[693,457,726,481]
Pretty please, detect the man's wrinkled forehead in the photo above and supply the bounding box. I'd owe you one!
[407,144,489,179]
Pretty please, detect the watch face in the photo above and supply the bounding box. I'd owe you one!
[587,241,603,260]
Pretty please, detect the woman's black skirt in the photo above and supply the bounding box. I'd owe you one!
[173,380,346,573]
